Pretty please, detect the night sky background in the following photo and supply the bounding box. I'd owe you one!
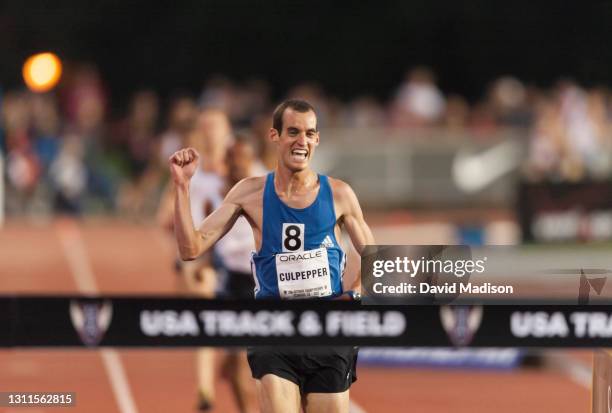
[2,0,612,105]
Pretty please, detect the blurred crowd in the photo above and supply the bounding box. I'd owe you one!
[2,64,612,216]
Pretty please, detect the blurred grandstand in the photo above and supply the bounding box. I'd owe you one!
[3,66,611,233]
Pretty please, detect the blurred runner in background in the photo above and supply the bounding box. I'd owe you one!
[214,138,263,413]
[157,107,231,411]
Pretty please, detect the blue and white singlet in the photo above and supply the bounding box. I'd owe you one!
[251,172,346,299]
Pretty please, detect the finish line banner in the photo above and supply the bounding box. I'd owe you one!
[2,296,612,348]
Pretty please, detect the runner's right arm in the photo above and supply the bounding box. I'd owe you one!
[169,148,242,260]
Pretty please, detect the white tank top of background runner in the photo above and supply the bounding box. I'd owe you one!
[216,216,254,273]
[216,169,266,274]
[189,169,224,226]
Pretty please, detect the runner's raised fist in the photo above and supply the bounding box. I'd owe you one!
[169,147,200,186]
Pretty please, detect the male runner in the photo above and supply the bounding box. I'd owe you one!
[170,99,374,413]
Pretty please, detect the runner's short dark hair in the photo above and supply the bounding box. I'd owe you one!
[272,99,316,134]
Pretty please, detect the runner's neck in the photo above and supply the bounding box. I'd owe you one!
[200,159,226,176]
[274,167,318,198]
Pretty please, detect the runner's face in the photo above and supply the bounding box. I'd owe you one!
[197,110,231,160]
[227,142,254,182]
[272,109,319,172]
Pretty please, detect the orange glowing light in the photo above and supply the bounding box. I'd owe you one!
[22,52,63,92]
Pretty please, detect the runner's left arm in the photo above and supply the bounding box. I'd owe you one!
[334,180,376,294]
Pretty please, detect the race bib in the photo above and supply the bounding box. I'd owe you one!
[275,247,332,299]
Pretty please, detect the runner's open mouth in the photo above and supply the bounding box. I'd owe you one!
[291,149,308,160]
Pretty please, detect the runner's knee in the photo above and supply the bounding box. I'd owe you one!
[256,375,300,413]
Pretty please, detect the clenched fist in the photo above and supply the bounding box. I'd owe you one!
[169,147,200,186]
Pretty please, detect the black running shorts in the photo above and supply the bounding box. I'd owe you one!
[247,346,358,393]
[223,270,256,300]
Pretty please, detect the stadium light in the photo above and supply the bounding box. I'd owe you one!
[22,52,62,93]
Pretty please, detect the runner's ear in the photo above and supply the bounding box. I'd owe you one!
[270,127,280,143]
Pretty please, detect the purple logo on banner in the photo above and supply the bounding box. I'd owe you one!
[69,300,113,346]
[440,305,483,346]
